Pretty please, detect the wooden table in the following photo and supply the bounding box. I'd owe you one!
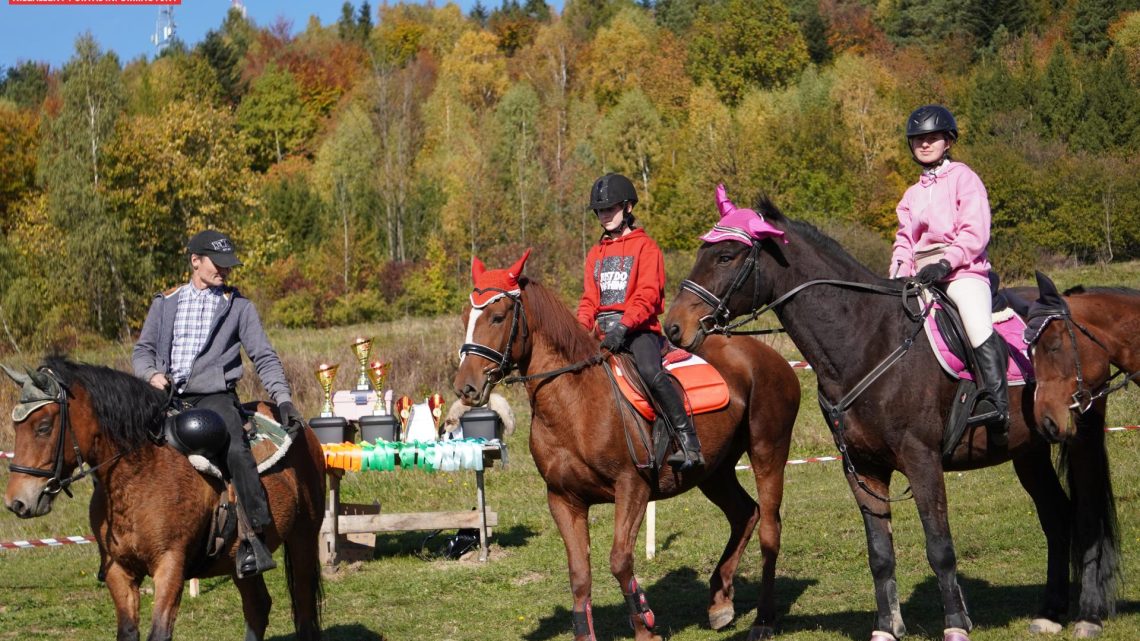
[319,444,503,564]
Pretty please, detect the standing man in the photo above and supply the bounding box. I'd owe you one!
[132,229,305,577]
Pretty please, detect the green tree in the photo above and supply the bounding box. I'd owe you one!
[400,234,459,316]
[1,61,50,110]
[686,0,810,105]
[491,82,549,246]
[0,103,39,224]
[1069,0,1123,58]
[594,88,661,209]
[1072,49,1140,152]
[1036,44,1081,144]
[198,30,242,105]
[236,65,318,170]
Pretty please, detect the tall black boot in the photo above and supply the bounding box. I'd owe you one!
[652,371,705,470]
[973,332,1010,446]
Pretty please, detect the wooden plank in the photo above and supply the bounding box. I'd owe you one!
[321,510,498,535]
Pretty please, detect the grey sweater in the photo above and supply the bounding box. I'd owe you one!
[132,284,293,404]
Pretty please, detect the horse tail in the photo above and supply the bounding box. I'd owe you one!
[284,538,324,639]
[1058,411,1120,620]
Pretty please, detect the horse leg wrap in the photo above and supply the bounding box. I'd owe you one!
[570,602,595,640]
[943,627,970,641]
[624,579,656,631]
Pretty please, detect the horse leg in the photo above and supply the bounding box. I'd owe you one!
[1011,445,1071,631]
[283,536,324,641]
[104,562,142,641]
[234,574,272,641]
[145,557,187,641]
[1068,414,1119,636]
[609,479,660,641]
[908,460,972,637]
[696,466,761,634]
[548,491,595,641]
[847,469,906,641]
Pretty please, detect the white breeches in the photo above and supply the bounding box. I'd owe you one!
[945,277,994,348]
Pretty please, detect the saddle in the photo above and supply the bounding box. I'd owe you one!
[609,349,730,420]
[923,286,1032,458]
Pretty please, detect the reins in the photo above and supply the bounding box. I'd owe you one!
[682,257,935,503]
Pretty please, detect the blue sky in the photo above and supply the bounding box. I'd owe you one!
[0,1,564,71]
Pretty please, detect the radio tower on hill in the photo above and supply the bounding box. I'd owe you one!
[232,0,247,18]
[150,6,177,54]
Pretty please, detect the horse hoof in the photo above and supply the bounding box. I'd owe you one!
[944,627,970,641]
[748,625,775,640]
[708,604,734,630]
[870,631,897,641]
[1073,621,1102,638]
[1029,618,1063,634]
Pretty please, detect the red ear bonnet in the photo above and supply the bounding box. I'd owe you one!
[469,248,533,308]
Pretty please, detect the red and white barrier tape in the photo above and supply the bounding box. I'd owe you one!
[1,452,12,459]
[787,360,812,370]
[0,535,96,550]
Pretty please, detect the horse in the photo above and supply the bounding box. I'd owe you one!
[662,197,1120,641]
[2,356,325,641]
[1026,271,1140,440]
[451,252,801,641]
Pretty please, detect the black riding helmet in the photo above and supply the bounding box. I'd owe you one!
[587,173,638,211]
[906,105,958,142]
[165,408,230,458]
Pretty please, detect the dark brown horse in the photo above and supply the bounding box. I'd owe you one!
[452,254,800,641]
[663,199,1119,641]
[2,357,324,641]
[1027,271,1140,440]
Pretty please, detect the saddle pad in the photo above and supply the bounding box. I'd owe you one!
[188,413,294,480]
[923,306,1032,386]
[611,352,730,421]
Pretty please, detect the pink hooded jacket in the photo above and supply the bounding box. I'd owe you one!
[889,161,992,283]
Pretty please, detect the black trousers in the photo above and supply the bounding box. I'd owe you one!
[179,391,271,531]
[625,331,665,389]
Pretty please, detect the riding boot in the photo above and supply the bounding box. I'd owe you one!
[973,332,1010,447]
[237,533,276,578]
[652,371,705,470]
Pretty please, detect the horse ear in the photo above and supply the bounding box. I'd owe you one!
[715,184,736,219]
[508,248,533,279]
[1034,271,1069,312]
[472,256,486,283]
[0,364,30,387]
[29,368,59,397]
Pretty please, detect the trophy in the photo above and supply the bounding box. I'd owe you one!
[351,337,373,391]
[316,363,339,418]
[428,393,446,431]
[365,360,390,415]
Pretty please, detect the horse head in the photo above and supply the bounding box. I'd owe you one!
[2,363,71,518]
[665,184,787,351]
[1026,271,1108,442]
[454,249,534,406]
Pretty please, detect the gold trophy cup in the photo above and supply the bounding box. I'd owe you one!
[316,363,339,417]
[351,337,373,391]
[365,360,390,415]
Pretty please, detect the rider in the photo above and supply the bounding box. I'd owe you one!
[132,229,305,577]
[889,105,1009,441]
[576,173,704,470]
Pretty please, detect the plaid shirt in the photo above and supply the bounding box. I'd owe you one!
[170,285,222,390]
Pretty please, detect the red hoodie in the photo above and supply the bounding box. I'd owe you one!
[576,228,665,335]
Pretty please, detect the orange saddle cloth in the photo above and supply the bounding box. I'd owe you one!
[611,350,730,421]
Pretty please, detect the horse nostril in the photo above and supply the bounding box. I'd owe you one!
[8,499,25,516]
[665,323,680,343]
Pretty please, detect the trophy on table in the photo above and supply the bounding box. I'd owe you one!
[310,363,349,445]
[366,360,390,415]
[316,363,339,417]
[359,359,400,443]
[351,337,373,392]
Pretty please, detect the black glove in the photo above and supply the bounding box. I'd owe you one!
[278,401,305,433]
[916,259,952,285]
[600,323,629,353]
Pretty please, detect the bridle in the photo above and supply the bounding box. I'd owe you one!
[1028,313,1140,414]
[459,288,528,404]
[679,243,767,339]
[7,368,88,500]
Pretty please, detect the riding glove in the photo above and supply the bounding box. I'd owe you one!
[916,259,952,285]
[278,401,306,433]
[600,323,629,352]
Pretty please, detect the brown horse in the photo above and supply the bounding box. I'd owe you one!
[2,357,324,641]
[452,253,800,641]
[1027,271,1140,440]
[663,198,1120,640]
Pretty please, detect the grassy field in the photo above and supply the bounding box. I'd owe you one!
[1,263,1139,640]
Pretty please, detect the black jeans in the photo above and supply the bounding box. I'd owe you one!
[180,391,271,531]
[625,331,665,389]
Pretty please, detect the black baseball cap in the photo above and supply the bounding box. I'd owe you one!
[186,229,242,268]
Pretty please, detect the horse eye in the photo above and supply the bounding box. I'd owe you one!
[490,314,506,325]
[33,418,53,436]
[717,253,734,264]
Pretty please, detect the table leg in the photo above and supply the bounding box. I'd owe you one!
[476,468,488,561]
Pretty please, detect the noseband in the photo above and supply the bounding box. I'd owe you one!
[459,289,527,402]
[7,368,85,499]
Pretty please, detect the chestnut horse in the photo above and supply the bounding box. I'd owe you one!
[452,253,800,641]
[2,357,324,641]
[663,198,1119,641]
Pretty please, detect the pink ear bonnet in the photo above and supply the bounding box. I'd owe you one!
[698,184,787,246]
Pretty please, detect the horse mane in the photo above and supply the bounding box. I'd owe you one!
[754,196,886,283]
[518,277,599,363]
[42,356,168,451]
[1064,285,1140,298]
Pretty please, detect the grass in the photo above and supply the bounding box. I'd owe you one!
[2,262,1139,640]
